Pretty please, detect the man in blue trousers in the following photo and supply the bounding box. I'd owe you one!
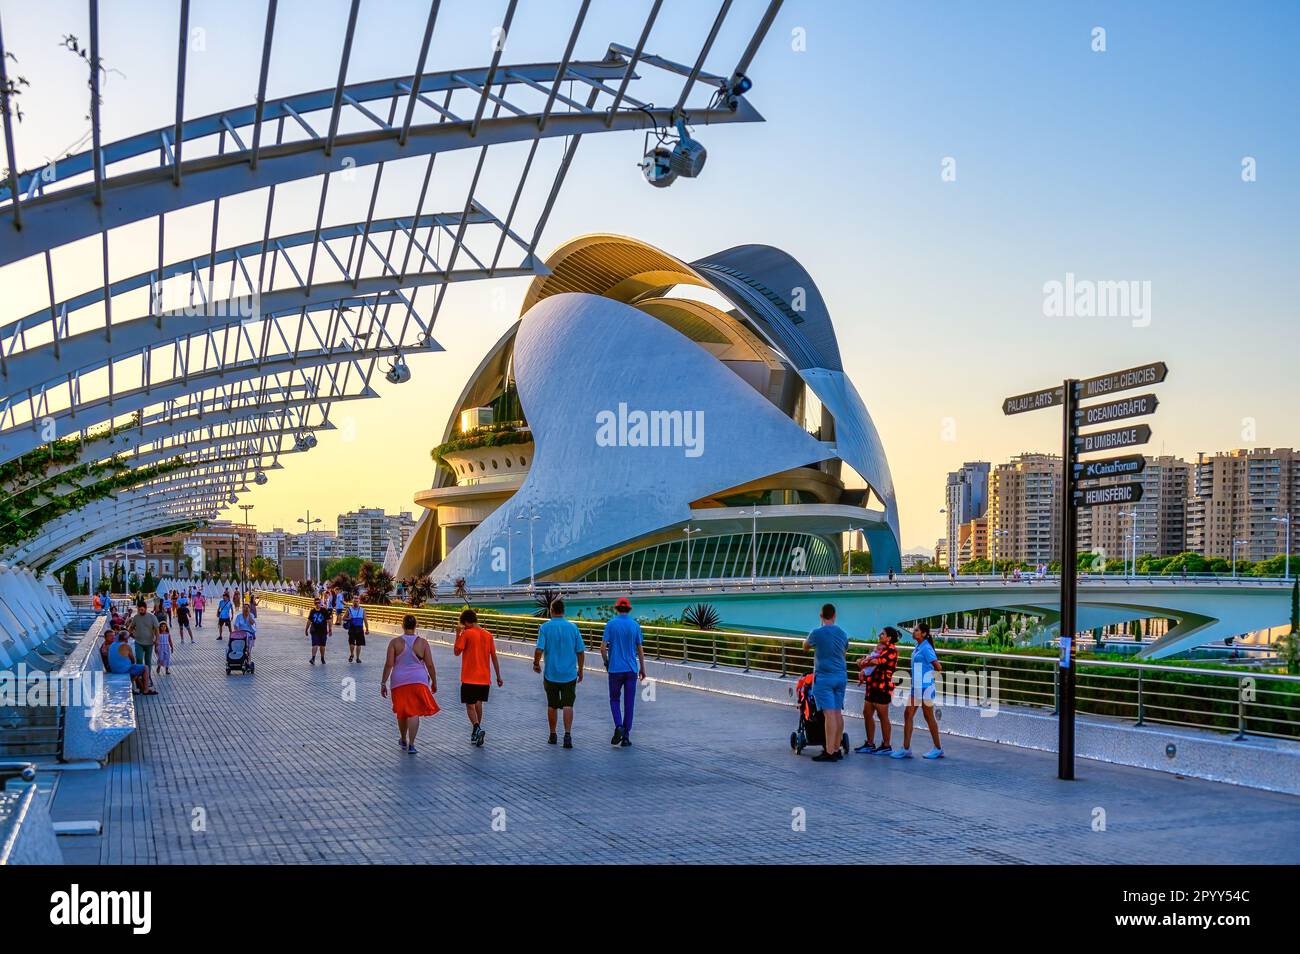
[602,597,646,747]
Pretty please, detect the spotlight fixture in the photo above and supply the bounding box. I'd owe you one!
[386,355,411,384]
[639,118,707,188]
[254,471,268,486]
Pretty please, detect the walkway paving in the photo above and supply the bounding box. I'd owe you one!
[54,610,1300,864]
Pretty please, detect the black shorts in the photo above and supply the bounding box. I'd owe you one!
[867,685,892,706]
[347,626,366,646]
[543,679,576,709]
[460,683,490,704]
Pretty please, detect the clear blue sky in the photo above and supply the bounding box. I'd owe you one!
[1,1,1296,549]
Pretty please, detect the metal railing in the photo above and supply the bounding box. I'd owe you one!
[256,592,1300,741]
[377,573,1294,604]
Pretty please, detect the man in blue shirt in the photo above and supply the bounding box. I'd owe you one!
[803,602,849,762]
[601,597,646,747]
[533,598,585,748]
[216,590,234,641]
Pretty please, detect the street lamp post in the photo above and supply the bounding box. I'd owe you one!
[844,524,859,580]
[738,508,761,584]
[938,507,949,574]
[298,511,321,583]
[683,526,702,581]
[238,504,255,580]
[992,529,1009,579]
[1232,538,1249,578]
[1118,510,1138,578]
[1273,513,1293,581]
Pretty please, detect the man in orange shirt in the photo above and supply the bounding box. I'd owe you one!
[454,608,503,747]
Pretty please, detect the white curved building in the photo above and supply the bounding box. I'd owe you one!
[397,235,901,584]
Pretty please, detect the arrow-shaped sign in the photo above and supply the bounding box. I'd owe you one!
[1077,423,1152,454]
[1003,385,1063,416]
[1077,393,1159,428]
[1079,361,1168,400]
[1075,482,1145,508]
[1076,453,1147,481]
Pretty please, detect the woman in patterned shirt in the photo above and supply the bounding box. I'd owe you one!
[854,626,900,755]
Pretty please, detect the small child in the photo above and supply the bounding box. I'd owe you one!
[155,620,174,675]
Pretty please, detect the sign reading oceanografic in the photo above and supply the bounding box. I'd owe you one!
[1077,423,1151,454]
[1078,393,1158,427]
[1075,482,1144,508]
[1077,453,1147,481]
[1079,361,1168,400]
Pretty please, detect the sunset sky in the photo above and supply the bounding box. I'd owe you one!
[2,1,1296,552]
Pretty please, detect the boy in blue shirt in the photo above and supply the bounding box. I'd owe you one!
[601,597,646,747]
[533,599,585,748]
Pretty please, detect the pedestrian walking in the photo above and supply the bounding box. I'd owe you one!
[129,601,160,673]
[454,608,502,746]
[803,602,849,762]
[600,597,645,747]
[192,590,205,632]
[175,594,193,643]
[155,620,174,675]
[892,622,944,760]
[345,595,368,663]
[381,615,439,754]
[306,597,331,664]
[533,598,585,748]
[216,590,234,640]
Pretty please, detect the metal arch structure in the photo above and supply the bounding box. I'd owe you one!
[0,0,785,571]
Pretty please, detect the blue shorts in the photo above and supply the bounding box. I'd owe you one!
[812,676,847,712]
[128,663,146,678]
[912,668,937,703]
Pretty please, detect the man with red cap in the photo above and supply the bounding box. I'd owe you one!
[601,596,646,746]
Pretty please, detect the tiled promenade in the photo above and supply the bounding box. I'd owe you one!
[53,610,1300,864]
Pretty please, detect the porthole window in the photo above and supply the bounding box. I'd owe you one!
[505,457,512,467]
[479,461,486,471]
[519,455,527,466]
[491,459,499,469]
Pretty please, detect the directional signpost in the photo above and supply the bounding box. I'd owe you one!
[1002,360,1168,780]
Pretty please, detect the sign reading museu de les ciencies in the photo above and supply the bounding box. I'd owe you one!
[1001,360,1168,782]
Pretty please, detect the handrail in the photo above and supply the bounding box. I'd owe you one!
[255,590,1300,742]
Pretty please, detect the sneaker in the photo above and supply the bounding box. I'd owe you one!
[407,744,417,754]
[547,733,558,745]
[890,749,913,760]
[871,745,894,756]
[811,751,839,762]
[854,741,877,754]
[475,729,485,748]
[562,734,573,749]
[610,728,623,746]
[620,736,632,748]
[923,748,945,760]
[471,723,480,742]
[310,657,316,665]
[399,738,407,749]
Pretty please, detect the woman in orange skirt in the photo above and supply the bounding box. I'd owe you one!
[381,614,439,754]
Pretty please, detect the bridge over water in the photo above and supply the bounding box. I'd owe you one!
[452,574,1295,659]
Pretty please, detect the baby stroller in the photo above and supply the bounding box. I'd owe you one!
[225,634,254,675]
[790,672,849,756]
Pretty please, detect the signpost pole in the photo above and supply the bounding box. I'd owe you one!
[1059,378,1078,781]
